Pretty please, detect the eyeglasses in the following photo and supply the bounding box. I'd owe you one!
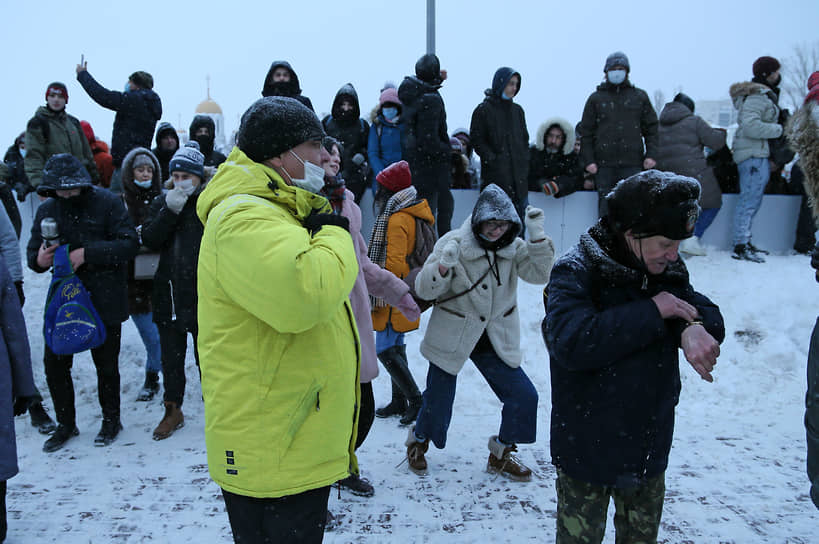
[484,220,511,231]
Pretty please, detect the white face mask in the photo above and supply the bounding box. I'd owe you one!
[174,178,196,195]
[607,69,627,85]
[285,150,326,194]
[134,178,152,189]
[19,147,26,158]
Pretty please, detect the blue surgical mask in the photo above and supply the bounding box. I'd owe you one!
[607,70,627,85]
[134,178,152,189]
[501,92,513,100]
[382,107,398,121]
[19,147,26,158]
[124,82,131,93]
[285,150,326,194]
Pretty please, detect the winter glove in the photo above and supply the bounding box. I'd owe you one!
[524,205,546,241]
[541,180,559,196]
[14,280,24,308]
[303,208,350,235]
[13,396,35,416]
[14,182,31,202]
[165,187,189,214]
[396,292,421,323]
[351,153,366,166]
[439,240,460,268]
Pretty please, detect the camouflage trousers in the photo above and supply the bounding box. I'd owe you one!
[555,469,665,544]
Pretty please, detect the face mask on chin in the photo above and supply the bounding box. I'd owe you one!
[284,150,326,194]
[134,178,152,189]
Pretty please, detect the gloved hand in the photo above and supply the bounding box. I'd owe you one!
[351,153,366,166]
[524,205,546,241]
[14,280,24,307]
[13,396,34,416]
[396,292,421,322]
[541,180,559,196]
[14,183,29,202]
[439,240,460,268]
[303,208,350,235]
[165,187,189,214]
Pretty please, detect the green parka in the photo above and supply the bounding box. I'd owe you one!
[196,147,361,498]
[24,106,97,188]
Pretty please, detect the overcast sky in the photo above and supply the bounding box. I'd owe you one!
[2,0,817,151]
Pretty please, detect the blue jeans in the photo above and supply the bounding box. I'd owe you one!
[375,324,405,354]
[732,157,770,246]
[694,207,720,238]
[131,312,162,374]
[806,317,819,509]
[414,348,538,449]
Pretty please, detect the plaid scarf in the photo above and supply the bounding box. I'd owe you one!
[368,186,417,308]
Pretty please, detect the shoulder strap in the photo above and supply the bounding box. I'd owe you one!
[52,244,73,278]
[31,113,50,144]
[435,266,492,305]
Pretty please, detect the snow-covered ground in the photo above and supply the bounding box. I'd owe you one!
[7,244,819,543]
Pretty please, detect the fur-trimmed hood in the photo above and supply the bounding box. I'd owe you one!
[729,81,776,109]
[534,117,575,154]
[121,147,162,195]
[787,102,819,220]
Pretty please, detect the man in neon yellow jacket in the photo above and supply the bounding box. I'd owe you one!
[196,96,361,543]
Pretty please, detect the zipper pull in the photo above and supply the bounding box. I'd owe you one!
[641,274,648,290]
[316,392,320,411]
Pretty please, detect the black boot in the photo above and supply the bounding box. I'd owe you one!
[94,419,123,446]
[337,473,375,497]
[375,379,406,418]
[43,424,79,453]
[732,244,765,263]
[379,345,422,426]
[136,371,160,402]
[29,402,57,435]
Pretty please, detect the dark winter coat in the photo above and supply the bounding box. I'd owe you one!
[656,101,727,209]
[528,118,584,197]
[470,69,530,201]
[27,187,140,325]
[77,70,163,167]
[189,115,227,168]
[578,80,659,169]
[4,142,32,199]
[367,113,403,177]
[141,187,204,329]
[323,85,371,199]
[121,147,163,315]
[543,219,725,488]
[152,122,179,182]
[24,106,98,188]
[260,61,314,111]
[0,254,37,481]
[398,73,450,194]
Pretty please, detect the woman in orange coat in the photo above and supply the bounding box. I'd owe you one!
[368,160,434,426]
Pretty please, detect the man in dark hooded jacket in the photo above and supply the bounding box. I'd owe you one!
[189,115,227,168]
[76,62,162,194]
[544,170,724,543]
[260,60,314,111]
[578,51,658,217]
[4,133,33,202]
[152,122,179,182]
[398,54,451,235]
[470,67,530,222]
[322,84,370,203]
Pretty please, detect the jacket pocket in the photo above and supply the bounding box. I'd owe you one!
[280,381,322,462]
[426,305,468,354]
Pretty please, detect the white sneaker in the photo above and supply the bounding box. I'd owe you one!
[680,236,706,256]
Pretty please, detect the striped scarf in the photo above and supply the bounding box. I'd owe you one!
[368,186,417,308]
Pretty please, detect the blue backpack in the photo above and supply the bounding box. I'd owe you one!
[43,245,106,355]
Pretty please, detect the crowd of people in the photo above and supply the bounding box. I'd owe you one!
[0,50,816,543]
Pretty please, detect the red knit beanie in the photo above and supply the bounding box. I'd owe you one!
[46,82,68,103]
[805,71,819,105]
[376,160,411,192]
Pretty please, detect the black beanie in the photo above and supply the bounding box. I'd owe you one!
[129,71,154,90]
[604,51,630,72]
[673,92,695,113]
[238,97,324,163]
[39,153,93,195]
[752,56,780,79]
[606,170,700,240]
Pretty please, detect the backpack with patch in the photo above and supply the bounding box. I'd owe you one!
[403,214,438,312]
[43,245,106,355]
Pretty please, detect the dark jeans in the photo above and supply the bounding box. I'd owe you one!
[437,188,453,237]
[806,317,819,509]
[44,323,122,426]
[414,347,538,449]
[222,485,331,544]
[158,322,199,407]
[356,382,374,450]
[0,480,5,542]
[595,165,642,217]
[795,195,817,252]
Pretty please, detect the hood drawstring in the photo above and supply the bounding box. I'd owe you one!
[484,250,502,286]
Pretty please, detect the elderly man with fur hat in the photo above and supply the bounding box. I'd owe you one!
[195,96,359,542]
[543,170,725,543]
[76,61,162,194]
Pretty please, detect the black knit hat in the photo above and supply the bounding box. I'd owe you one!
[238,96,324,163]
[604,51,630,72]
[606,170,700,240]
[129,71,154,90]
[673,92,695,113]
[169,141,205,179]
[752,56,780,79]
[38,153,93,196]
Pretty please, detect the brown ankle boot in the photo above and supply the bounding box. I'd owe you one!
[152,402,184,441]
[487,435,532,481]
[405,427,429,475]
